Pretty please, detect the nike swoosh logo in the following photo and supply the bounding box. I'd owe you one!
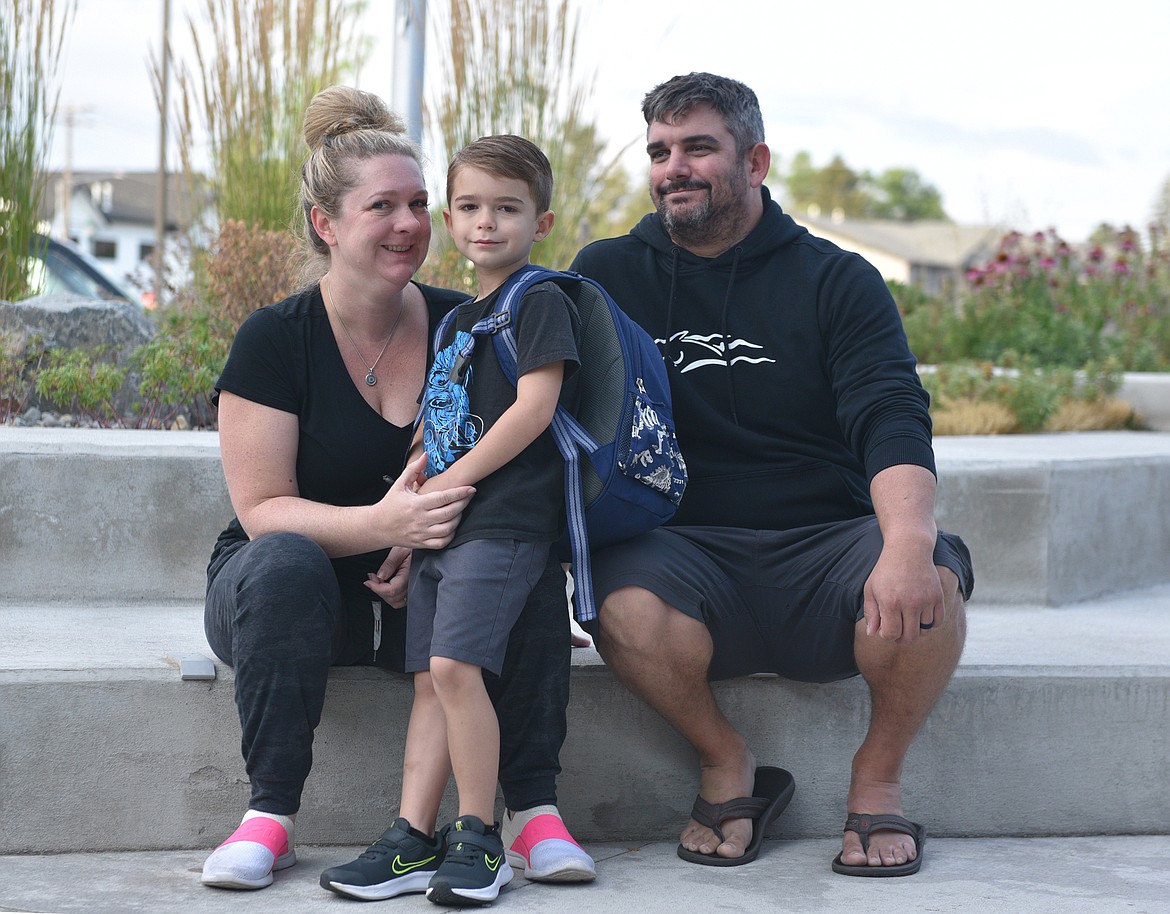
[485,854,502,871]
[392,854,436,875]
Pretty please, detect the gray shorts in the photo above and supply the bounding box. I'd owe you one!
[406,538,552,676]
[588,517,974,684]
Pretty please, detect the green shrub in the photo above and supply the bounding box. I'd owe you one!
[132,313,229,429]
[0,330,46,422]
[921,359,1129,434]
[34,347,126,426]
[18,312,230,430]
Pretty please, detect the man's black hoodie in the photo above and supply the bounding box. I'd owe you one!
[571,187,935,532]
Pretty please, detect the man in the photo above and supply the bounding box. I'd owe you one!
[570,72,973,876]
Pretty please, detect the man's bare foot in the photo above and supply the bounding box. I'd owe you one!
[679,749,757,860]
[839,777,918,868]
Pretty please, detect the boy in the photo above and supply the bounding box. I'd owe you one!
[320,135,586,906]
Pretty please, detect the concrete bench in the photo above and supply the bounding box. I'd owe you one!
[2,427,1169,854]
[4,428,1169,606]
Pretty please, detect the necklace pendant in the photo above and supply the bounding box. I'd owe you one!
[365,371,378,387]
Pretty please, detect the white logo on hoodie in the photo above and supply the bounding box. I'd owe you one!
[662,331,776,373]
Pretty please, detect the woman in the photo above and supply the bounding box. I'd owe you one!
[199,86,594,891]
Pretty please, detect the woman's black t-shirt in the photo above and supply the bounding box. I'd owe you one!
[208,282,466,648]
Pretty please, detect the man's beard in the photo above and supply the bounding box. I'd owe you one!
[653,165,749,249]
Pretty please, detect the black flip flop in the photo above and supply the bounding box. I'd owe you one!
[676,765,795,866]
[831,812,926,877]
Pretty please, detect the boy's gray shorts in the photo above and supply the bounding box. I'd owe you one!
[588,516,974,684]
[407,538,552,676]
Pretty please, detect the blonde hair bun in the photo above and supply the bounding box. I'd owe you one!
[303,85,406,151]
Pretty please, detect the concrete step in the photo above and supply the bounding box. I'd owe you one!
[4,836,1168,914]
[3,428,1169,606]
[2,587,1168,854]
[3,427,1168,858]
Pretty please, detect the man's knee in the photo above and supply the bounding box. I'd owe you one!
[937,565,968,636]
[595,586,674,653]
[595,585,712,667]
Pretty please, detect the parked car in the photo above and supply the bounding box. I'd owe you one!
[25,234,137,303]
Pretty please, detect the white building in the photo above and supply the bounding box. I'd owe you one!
[790,207,1003,298]
[41,171,212,305]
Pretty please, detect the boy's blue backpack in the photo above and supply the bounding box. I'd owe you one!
[432,266,687,622]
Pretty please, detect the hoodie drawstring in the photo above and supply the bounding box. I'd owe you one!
[721,246,743,424]
[663,247,680,368]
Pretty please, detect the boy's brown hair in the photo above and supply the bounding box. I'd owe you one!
[446,135,554,213]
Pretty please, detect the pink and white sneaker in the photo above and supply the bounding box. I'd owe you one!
[201,813,297,889]
[500,805,596,883]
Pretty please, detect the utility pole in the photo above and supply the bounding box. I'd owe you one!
[153,0,171,308]
[59,106,76,241]
[55,104,95,242]
[392,0,426,143]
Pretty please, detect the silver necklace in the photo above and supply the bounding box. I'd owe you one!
[324,277,405,387]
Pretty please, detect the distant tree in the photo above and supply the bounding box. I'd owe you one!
[866,167,947,221]
[782,150,819,212]
[785,152,867,218]
[0,0,75,302]
[1088,223,1122,246]
[781,150,948,222]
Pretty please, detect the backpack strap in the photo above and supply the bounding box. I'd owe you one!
[414,305,470,433]
[479,267,600,622]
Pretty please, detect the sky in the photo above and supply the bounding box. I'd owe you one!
[46,0,1170,243]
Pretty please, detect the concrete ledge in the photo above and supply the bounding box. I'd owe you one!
[0,429,228,604]
[1122,372,1170,432]
[933,432,1170,603]
[3,428,1170,607]
[2,588,1169,853]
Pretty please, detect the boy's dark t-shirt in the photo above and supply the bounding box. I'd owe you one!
[422,279,579,547]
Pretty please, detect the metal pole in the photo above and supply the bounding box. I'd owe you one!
[61,107,73,241]
[392,0,426,143]
[153,0,171,308]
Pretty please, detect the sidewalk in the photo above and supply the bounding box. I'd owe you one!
[3,835,1167,914]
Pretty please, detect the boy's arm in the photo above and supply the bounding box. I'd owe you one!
[420,360,564,492]
[407,421,424,465]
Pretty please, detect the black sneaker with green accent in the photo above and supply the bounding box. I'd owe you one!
[320,818,444,901]
[426,815,514,906]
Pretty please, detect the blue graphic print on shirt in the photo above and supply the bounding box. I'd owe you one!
[422,330,483,477]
